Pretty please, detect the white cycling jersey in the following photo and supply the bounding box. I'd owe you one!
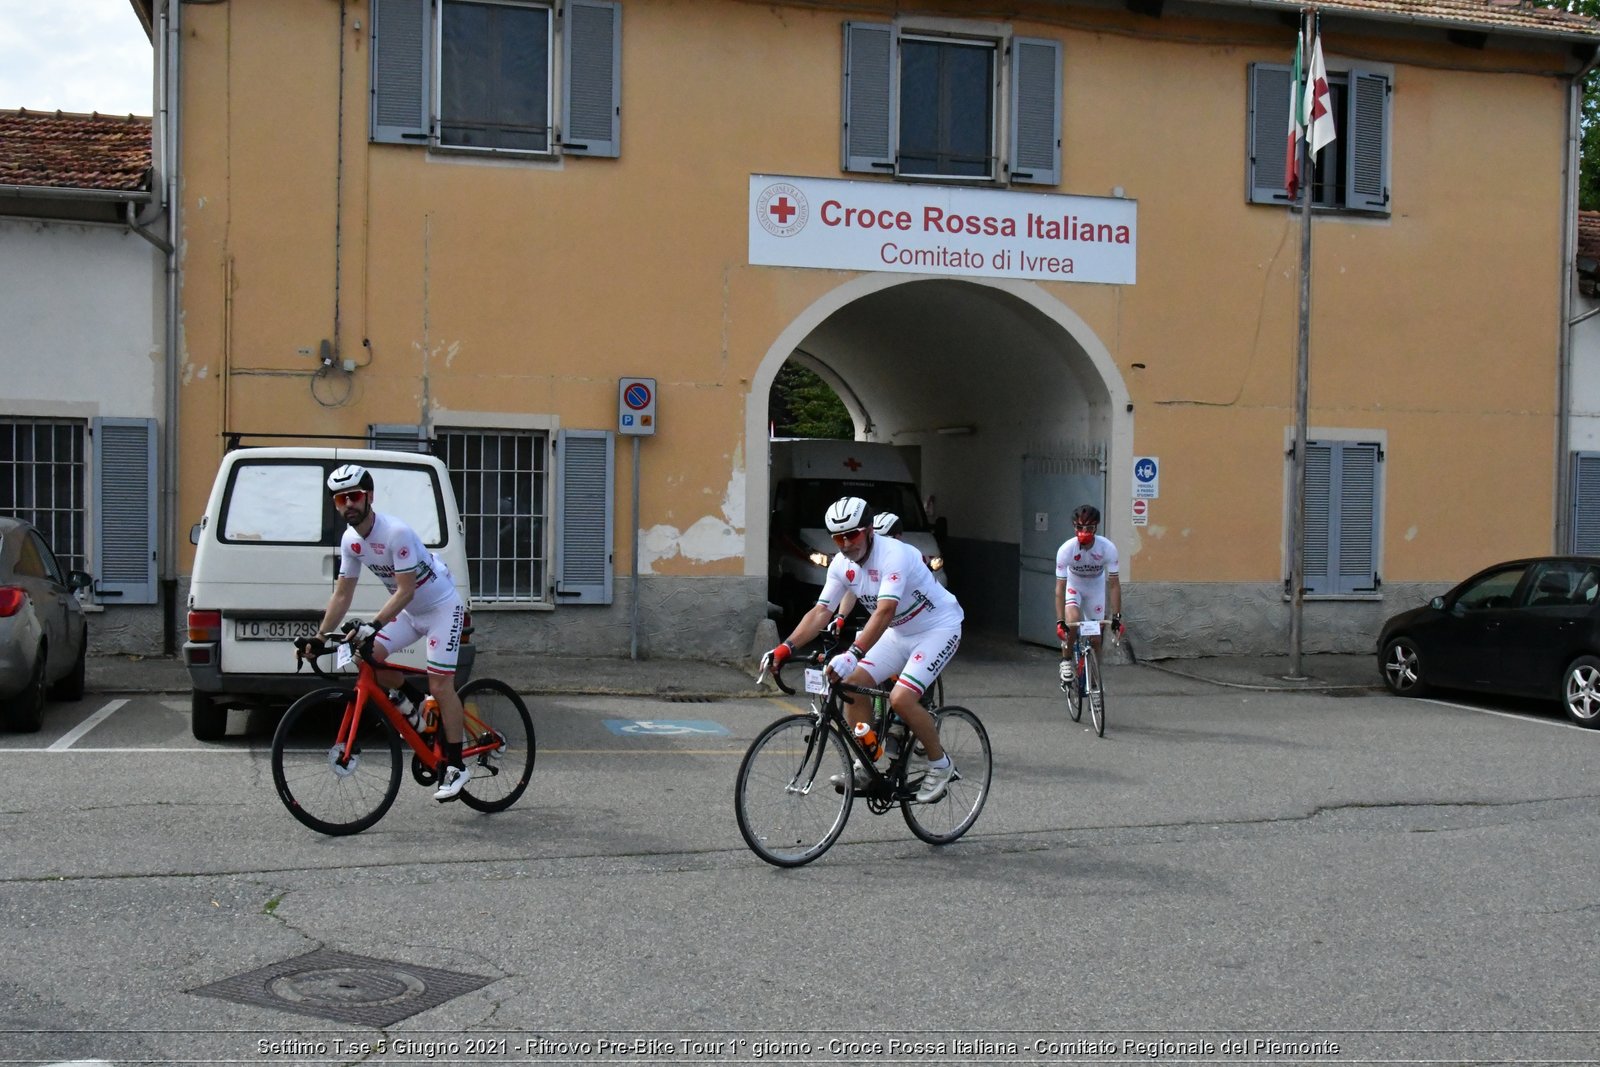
[1056,534,1120,618]
[818,534,963,636]
[338,511,459,614]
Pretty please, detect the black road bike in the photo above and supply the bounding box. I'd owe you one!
[736,636,991,868]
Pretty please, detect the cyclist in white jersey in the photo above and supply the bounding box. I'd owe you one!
[307,464,473,801]
[762,497,963,803]
[1054,503,1123,687]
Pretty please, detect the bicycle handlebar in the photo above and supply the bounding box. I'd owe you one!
[755,626,852,696]
[293,623,375,679]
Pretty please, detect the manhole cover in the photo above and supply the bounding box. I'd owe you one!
[191,948,493,1027]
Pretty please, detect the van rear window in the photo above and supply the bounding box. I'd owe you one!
[224,465,325,542]
[221,460,446,546]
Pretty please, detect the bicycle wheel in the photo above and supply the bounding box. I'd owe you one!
[456,678,536,813]
[902,705,991,845]
[1086,645,1106,737]
[1066,647,1084,722]
[271,687,403,836]
[735,715,853,868]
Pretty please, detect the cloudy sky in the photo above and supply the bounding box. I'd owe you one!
[0,0,153,116]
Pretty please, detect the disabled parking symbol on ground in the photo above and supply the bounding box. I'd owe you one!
[603,719,729,737]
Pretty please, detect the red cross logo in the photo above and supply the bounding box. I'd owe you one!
[769,197,796,224]
[843,457,862,471]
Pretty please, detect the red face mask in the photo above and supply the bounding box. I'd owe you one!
[1075,523,1096,546]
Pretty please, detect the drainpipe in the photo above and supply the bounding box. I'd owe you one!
[1558,48,1600,555]
[156,0,183,653]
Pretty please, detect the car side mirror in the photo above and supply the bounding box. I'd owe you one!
[67,570,92,591]
[1429,596,1445,610]
[190,522,203,545]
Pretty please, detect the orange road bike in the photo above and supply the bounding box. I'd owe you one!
[270,629,534,835]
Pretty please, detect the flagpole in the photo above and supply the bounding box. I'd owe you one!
[1287,8,1314,680]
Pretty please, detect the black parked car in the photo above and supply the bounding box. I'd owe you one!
[1377,556,1600,726]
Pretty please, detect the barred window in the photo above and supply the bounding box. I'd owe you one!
[437,428,548,603]
[0,417,87,574]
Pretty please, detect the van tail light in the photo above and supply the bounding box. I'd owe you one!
[0,587,27,618]
[188,609,222,642]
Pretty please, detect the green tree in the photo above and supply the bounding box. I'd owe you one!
[1538,0,1600,209]
[769,362,853,439]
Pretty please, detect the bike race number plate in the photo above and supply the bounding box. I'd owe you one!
[1080,620,1102,637]
[335,642,354,670]
[234,619,321,641]
[804,668,828,695]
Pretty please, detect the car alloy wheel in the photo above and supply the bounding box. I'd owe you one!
[1562,656,1600,727]
[1381,637,1425,696]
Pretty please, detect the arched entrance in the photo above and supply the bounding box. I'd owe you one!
[748,275,1133,644]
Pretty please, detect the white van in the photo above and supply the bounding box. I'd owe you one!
[184,447,474,740]
[768,439,947,624]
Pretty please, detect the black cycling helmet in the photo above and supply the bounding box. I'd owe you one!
[1072,504,1101,527]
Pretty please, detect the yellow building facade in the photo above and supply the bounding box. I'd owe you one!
[147,0,1599,659]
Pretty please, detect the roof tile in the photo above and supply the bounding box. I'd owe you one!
[0,109,152,192]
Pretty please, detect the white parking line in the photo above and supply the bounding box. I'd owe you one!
[46,699,129,751]
[1421,697,1598,731]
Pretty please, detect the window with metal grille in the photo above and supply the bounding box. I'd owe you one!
[0,417,87,574]
[437,428,547,603]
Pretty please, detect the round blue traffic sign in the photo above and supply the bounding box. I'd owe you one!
[1135,458,1157,483]
[624,383,652,410]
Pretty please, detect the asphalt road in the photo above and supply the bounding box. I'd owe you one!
[3,656,1598,1066]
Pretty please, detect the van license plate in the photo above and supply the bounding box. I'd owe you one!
[234,619,321,641]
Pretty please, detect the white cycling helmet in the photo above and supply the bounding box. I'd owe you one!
[872,511,902,537]
[327,463,373,494]
[825,496,872,534]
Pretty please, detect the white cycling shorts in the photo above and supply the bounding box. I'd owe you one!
[1064,584,1110,620]
[858,622,961,700]
[374,598,466,675]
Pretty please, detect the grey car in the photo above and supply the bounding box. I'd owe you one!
[0,517,91,732]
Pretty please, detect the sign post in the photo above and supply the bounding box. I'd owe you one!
[619,378,657,660]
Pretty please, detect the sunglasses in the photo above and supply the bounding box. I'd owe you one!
[1074,522,1097,531]
[831,527,868,546]
[332,490,368,507]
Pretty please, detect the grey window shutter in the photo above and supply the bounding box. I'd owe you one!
[1345,68,1390,214]
[562,0,621,157]
[369,423,430,453]
[554,429,613,604]
[842,21,895,174]
[1302,442,1332,595]
[1248,63,1292,205]
[92,417,157,604]
[1573,453,1600,553]
[371,0,431,145]
[1009,37,1061,186]
[1336,443,1380,593]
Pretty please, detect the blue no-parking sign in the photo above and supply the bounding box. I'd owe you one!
[1133,456,1159,499]
[619,377,657,436]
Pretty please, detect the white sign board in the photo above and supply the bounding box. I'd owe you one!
[1133,456,1159,499]
[1131,498,1149,527]
[618,378,657,436]
[749,175,1137,286]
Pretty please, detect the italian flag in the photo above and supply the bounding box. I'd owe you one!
[1285,24,1305,198]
